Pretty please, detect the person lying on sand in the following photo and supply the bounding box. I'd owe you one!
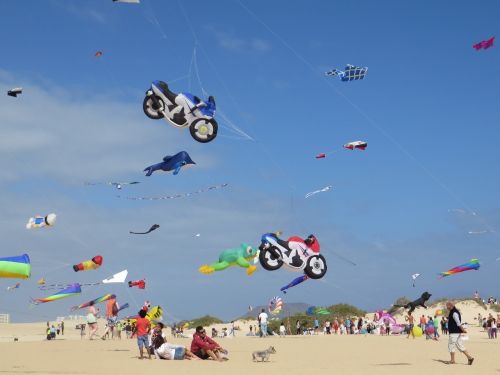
[152,335,198,360]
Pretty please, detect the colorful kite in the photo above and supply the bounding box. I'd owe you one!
[130,224,160,235]
[6,283,20,291]
[7,88,22,97]
[473,36,494,50]
[315,153,326,159]
[85,181,140,190]
[26,213,56,229]
[144,151,195,176]
[439,259,480,278]
[73,255,103,272]
[0,254,31,279]
[268,296,283,315]
[117,303,129,313]
[128,279,146,289]
[94,51,103,57]
[325,64,368,81]
[305,185,332,199]
[344,141,367,150]
[118,183,228,201]
[199,244,258,276]
[280,274,309,293]
[37,278,45,285]
[306,306,330,315]
[70,293,116,311]
[32,283,81,305]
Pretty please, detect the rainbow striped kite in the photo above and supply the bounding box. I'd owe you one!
[439,259,480,278]
[0,254,31,279]
[70,293,116,311]
[32,283,81,304]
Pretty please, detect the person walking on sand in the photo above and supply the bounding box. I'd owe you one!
[405,312,415,339]
[86,301,99,340]
[446,301,474,365]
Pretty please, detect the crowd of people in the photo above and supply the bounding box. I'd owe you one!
[45,321,64,340]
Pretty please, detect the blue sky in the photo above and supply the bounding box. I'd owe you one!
[0,0,499,323]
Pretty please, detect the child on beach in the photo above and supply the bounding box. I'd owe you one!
[279,322,286,337]
[80,324,86,339]
[133,310,151,360]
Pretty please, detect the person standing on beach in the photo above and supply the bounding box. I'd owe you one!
[61,321,64,336]
[433,315,440,339]
[132,309,151,360]
[446,301,474,365]
[258,308,268,337]
[405,312,415,339]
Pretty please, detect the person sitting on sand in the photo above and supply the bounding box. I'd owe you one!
[191,326,227,361]
[148,322,164,355]
[153,334,198,360]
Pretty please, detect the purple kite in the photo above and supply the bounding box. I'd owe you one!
[473,36,494,50]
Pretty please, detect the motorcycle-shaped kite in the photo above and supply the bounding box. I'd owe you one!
[258,233,327,279]
[143,81,218,143]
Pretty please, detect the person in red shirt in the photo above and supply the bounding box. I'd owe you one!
[132,310,151,359]
[190,326,227,361]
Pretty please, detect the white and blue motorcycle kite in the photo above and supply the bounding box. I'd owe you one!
[143,81,218,143]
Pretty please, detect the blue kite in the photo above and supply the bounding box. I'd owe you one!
[144,151,195,176]
[280,274,309,294]
[325,64,368,81]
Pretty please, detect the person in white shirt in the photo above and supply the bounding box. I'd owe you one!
[152,334,198,360]
[258,309,269,337]
[279,322,286,337]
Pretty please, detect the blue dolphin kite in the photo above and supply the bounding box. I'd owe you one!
[144,151,196,176]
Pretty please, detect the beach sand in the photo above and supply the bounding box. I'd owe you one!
[1,301,498,374]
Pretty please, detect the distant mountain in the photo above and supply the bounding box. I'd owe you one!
[237,302,312,320]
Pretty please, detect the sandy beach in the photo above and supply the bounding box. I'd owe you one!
[1,300,499,375]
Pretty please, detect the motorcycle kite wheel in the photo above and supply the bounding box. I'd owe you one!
[304,254,327,279]
[143,96,165,120]
[189,118,218,143]
[259,248,283,271]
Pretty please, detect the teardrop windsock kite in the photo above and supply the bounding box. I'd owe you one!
[73,255,103,272]
[0,254,31,279]
[32,283,81,304]
[439,259,480,278]
[70,293,116,311]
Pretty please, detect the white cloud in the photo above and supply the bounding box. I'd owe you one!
[0,74,215,184]
[207,26,271,54]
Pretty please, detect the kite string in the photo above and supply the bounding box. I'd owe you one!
[234,0,498,241]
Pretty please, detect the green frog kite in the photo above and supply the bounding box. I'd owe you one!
[199,243,258,276]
